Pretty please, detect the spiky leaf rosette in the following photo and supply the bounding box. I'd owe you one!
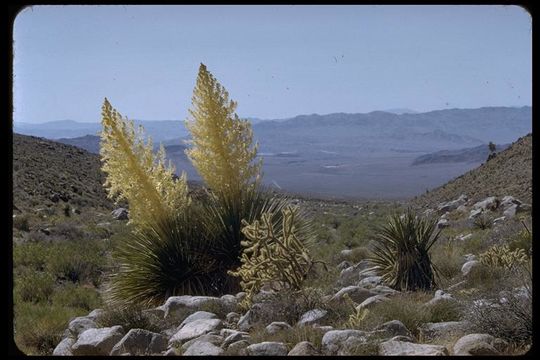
[367,209,441,291]
[185,63,262,202]
[104,208,220,308]
[100,98,190,228]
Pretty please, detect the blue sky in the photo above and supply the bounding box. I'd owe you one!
[13,5,531,123]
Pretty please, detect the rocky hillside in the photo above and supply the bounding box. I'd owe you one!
[411,133,532,208]
[13,133,113,213]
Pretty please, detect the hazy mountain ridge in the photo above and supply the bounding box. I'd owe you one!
[411,143,511,165]
[411,133,532,207]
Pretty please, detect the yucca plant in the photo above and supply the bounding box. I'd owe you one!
[368,209,441,291]
[105,207,221,308]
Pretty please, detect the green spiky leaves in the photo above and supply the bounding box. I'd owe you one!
[368,209,441,292]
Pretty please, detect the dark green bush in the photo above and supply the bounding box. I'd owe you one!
[51,284,102,311]
[368,209,441,291]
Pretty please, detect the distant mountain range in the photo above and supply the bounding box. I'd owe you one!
[411,143,511,166]
[16,106,532,199]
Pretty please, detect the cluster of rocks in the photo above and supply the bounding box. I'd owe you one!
[53,258,512,357]
[428,194,530,230]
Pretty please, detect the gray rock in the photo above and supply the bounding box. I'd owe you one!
[463,254,477,262]
[453,333,501,355]
[456,233,473,242]
[357,294,390,309]
[235,292,247,302]
[438,195,468,213]
[163,348,177,356]
[226,312,240,324]
[227,340,250,355]
[53,337,75,356]
[493,216,506,225]
[297,309,328,327]
[472,197,499,211]
[158,295,230,319]
[437,218,450,229]
[419,321,471,340]
[265,321,292,334]
[456,205,468,213]
[358,276,383,288]
[237,306,260,332]
[461,260,481,277]
[183,340,224,356]
[468,208,484,219]
[180,334,223,351]
[288,341,320,355]
[169,318,223,344]
[322,329,368,355]
[337,260,371,286]
[378,340,449,356]
[67,316,97,337]
[110,329,168,355]
[111,208,129,220]
[86,309,105,321]
[72,326,125,356]
[179,311,217,327]
[370,285,399,296]
[374,320,412,338]
[426,290,456,306]
[503,204,518,218]
[222,331,250,348]
[389,335,415,343]
[331,286,377,304]
[337,260,353,271]
[246,342,288,356]
[500,196,521,210]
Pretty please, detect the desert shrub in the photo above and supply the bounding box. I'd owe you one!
[508,227,532,255]
[14,302,84,355]
[14,270,55,303]
[473,213,492,230]
[479,244,528,270]
[96,305,162,333]
[25,230,49,243]
[249,323,324,350]
[52,221,86,241]
[368,209,441,291]
[349,292,461,337]
[51,284,102,311]
[13,213,31,231]
[467,266,531,345]
[13,242,51,271]
[342,246,370,263]
[463,264,507,294]
[430,242,463,285]
[46,241,105,285]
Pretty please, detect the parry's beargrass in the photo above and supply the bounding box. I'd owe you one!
[101,64,318,307]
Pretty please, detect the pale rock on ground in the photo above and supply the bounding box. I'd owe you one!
[183,340,224,356]
[265,321,292,334]
[71,326,125,356]
[288,341,320,355]
[330,285,377,304]
[246,341,289,356]
[461,260,481,277]
[168,318,222,344]
[378,340,449,356]
[419,321,472,341]
[453,333,506,355]
[109,329,168,356]
[357,294,390,309]
[52,337,75,356]
[297,309,328,327]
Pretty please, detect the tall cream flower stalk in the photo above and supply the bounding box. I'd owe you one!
[100,98,190,228]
